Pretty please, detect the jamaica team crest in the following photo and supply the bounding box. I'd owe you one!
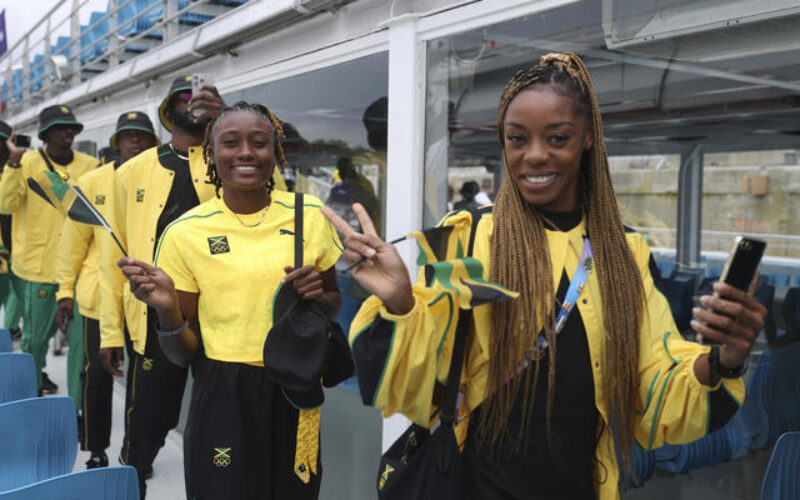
[213,447,231,468]
[207,236,230,255]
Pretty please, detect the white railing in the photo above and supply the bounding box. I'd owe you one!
[0,0,235,116]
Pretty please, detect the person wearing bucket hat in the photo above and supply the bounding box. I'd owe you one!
[116,101,348,499]
[0,105,97,395]
[109,111,160,159]
[55,111,158,471]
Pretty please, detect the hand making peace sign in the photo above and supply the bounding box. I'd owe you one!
[321,203,415,315]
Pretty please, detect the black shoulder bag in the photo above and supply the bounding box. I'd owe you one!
[376,208,484,500]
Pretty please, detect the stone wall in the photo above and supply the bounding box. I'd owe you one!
[611,164,800,258]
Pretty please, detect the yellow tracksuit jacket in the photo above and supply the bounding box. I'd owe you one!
[55,161,118,319]
[0,149,97,283]
[98,144,287,354]
[349,209,745,500]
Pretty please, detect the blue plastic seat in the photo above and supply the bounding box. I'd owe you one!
[0,328,11,352]
[0,353,37,403]
[739,350,771,450]
[117,0,163,39]
[628,443,655,487]
[662,272,696,334]
[780,287,800,344]
[0,466,138,499]
[761,432,800,500]
[0,397,77,490]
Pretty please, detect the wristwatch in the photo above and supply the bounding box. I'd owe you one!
[6,159,22,168]
[708,345,747,386]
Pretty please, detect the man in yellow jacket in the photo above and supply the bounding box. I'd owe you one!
[55,111,158,470]
[0,105,97,393]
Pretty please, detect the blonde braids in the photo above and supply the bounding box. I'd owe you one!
[480,53,644,478]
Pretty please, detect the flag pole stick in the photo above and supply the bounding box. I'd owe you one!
[340,235,407,274]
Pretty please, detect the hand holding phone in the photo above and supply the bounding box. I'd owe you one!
[716,237,766,297]
[12,134,31,148]
[190,74,214,118]
[691,237,768,364]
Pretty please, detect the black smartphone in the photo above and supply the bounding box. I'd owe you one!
[717,236,767,295]
[12,134,31,148]
[698,236,766,344]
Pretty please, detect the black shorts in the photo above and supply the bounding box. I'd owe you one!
[184,356,322,500]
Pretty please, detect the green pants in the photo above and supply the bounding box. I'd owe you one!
[12,276,58,389]
[3,273,23,330]
[67,301,84,410]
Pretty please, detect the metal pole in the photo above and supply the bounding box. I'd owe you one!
[676,144,704,269]
[70,0,81,87]
[44,18,52,99]
[165,0,179,41]
[109,0,120,67]
[22,37,30,108]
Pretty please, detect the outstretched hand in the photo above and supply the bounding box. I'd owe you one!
[118,257,178,312]
[321,203,414,315]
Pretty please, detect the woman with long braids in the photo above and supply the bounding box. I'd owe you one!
[116,101,343,499]
[323,53,766,499]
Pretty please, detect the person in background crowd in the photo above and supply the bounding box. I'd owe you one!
[0,105,97,395]
[454,180,481,211]
[0,120,20,340]
[474,177,493,206]
[324,52,766,500]
[55,111,158,470]
[119,101,343,500]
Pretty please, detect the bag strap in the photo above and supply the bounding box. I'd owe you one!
[294,192,303,269]
[38,148,56,172]
[439,206,485,427]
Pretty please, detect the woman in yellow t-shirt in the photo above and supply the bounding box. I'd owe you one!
[117,102,342,499]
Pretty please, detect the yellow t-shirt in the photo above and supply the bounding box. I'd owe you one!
[154,190,342,365]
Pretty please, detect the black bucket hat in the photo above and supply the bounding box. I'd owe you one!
[158,75,193,133]
[0,121,11,140]
[110,111,159,152]
[263,284,354,409]
[38,104,83,140]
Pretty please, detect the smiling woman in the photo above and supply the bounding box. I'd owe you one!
[325,52,766,500]
[116,101,348,499]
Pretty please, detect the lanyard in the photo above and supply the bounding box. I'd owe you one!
[455,237,596,420]
[511,237,594,378]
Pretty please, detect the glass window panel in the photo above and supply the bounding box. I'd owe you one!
[423,0,800,287]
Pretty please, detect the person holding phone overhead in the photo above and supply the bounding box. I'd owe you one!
[0,105,97,395]
[324,53,767,499]
[117,101,343,499]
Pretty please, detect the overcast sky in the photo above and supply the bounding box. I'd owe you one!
[1,0,106,56]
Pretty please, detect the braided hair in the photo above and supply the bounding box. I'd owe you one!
[478,53,645,479]
[201,101,288,197]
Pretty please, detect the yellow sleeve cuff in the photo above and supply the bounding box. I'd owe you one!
[55,288,75,302]
[378,296,419,322]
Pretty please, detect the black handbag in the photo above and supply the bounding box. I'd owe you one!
[376,309,470,500]
[376,207,484,500]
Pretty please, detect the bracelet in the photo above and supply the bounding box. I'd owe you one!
[155,319,189,337]
[708,346,746,387]
[6,160,21,168]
